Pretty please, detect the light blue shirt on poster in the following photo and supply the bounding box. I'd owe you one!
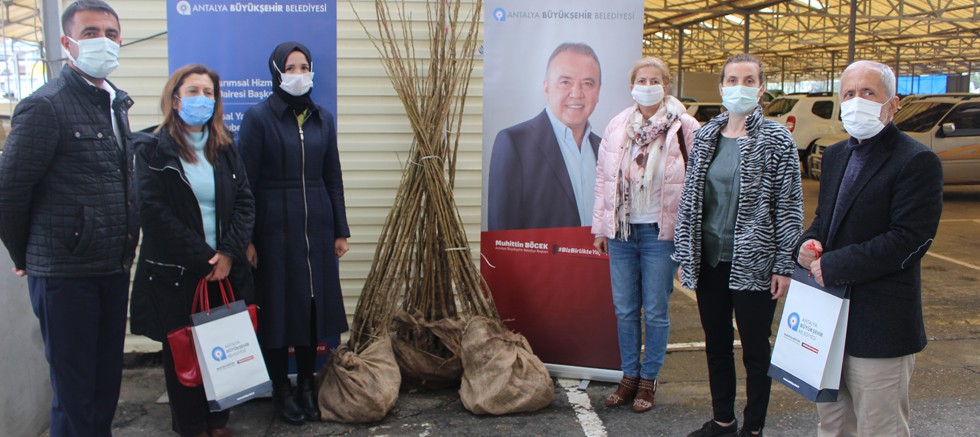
[546,107,596,226]
[181,130,217,250]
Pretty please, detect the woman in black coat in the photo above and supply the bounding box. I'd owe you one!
[130,64,255,437]
[238,41,351,425]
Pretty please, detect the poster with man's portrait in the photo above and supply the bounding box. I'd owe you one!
[481,0,645,377]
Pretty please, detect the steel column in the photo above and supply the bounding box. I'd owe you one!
[42,0,64,81]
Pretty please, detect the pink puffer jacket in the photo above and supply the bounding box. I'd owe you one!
[591,101,699,241]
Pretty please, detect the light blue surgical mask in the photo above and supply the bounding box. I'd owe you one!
[66,37,120,79]
[721,85,761,116]
[178,95,215,126]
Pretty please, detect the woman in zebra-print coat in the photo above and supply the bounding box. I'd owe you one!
[673,54,803,437]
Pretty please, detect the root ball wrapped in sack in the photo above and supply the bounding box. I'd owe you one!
[318,336,400,423]
[459,317,554,415]
[391,311,464,389]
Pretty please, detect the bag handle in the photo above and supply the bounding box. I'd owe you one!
[191,278,209,315]
[190,278,238,315]
[216,278,237,305]
[676,128,688,165]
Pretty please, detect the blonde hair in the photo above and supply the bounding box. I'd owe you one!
[629,57,671,88]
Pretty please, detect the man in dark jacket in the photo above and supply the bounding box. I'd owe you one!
[797,61,943,437]
[0,1,138,435]
[487,42,602,231]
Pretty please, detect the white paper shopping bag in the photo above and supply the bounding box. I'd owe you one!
[768,266,849,402]
[191,300,272,411]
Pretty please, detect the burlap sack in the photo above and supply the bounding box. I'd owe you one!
[459,317,555,415]
[391,311,464,389]
[318,336,400,423]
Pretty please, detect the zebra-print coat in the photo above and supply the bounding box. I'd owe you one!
[672,107,803,291]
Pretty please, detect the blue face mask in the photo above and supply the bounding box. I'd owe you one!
[178,95,215,126]
[721,85,761,116]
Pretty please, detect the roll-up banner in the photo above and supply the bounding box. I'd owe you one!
[166,0,339,370]
[166,0,337,134]
[481,0,645,380]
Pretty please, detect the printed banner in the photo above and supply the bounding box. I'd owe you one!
[166,0,337,133]
[481,0,645,374]
[167,0,338,373]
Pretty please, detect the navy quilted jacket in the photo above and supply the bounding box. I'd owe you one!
[0,66,139,277]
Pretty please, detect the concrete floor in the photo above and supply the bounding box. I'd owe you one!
[95,180,980,436]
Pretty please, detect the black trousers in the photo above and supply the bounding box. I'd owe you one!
[28,274,129,437]
[695,262,778,432]
[264,346,317,387]
[162,337,230,436]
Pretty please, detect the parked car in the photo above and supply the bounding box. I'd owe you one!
[808,94,980,185]
[685,101,725,125]
[761,90,781,108]
[806,133,847,180]
[764,92,844,175]
[899,92,975,109]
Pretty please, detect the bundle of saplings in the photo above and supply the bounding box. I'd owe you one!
[318,0,552,421]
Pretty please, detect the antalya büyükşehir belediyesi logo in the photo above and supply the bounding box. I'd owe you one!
[176,0,191,16]
[787,312,800,332]
[493,8,506,22]
[211,346,227,361]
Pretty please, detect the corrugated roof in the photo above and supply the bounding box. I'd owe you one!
[4,1,978,78]
[643,0,980,77]
[1,0,43,43]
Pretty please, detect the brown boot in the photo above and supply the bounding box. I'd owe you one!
[604,375,639,407]
[632,378,658,412]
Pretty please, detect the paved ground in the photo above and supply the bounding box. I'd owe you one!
[86,180,980,436]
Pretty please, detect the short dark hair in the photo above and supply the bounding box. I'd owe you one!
[546,42,602,83]
[720,53,766,85]
[62,0,120,36]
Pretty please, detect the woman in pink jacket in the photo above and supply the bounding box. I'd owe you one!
[592,56,699,413]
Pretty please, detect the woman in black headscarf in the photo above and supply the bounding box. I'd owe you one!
[238,41,350,425]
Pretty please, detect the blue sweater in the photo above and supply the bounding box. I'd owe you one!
[181,130,217,249]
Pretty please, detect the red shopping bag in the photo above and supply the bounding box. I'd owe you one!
[167,278,258,387]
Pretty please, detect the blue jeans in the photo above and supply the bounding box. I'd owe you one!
[608,223,676,380]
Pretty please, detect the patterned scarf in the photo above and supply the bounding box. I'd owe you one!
[616,96,685,240]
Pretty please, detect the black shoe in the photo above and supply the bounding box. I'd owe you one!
[687,419,738,437]
[736,428,763,437]
[272,385,305,425]
[296,378,321,422]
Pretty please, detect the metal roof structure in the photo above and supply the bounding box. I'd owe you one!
[642,0,980,80]
[1,0,42,43]
[1,1,978,80]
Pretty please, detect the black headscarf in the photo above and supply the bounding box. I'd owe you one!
[269,41,315,113]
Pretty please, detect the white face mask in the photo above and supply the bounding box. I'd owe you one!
[280,72,314,97]
[66,37,119,79]
[273,60,314,97]
[840,97,887,140]
[721,85,760,116]
[631,85,664,107]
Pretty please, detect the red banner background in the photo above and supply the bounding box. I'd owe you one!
[481,227,619,370]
